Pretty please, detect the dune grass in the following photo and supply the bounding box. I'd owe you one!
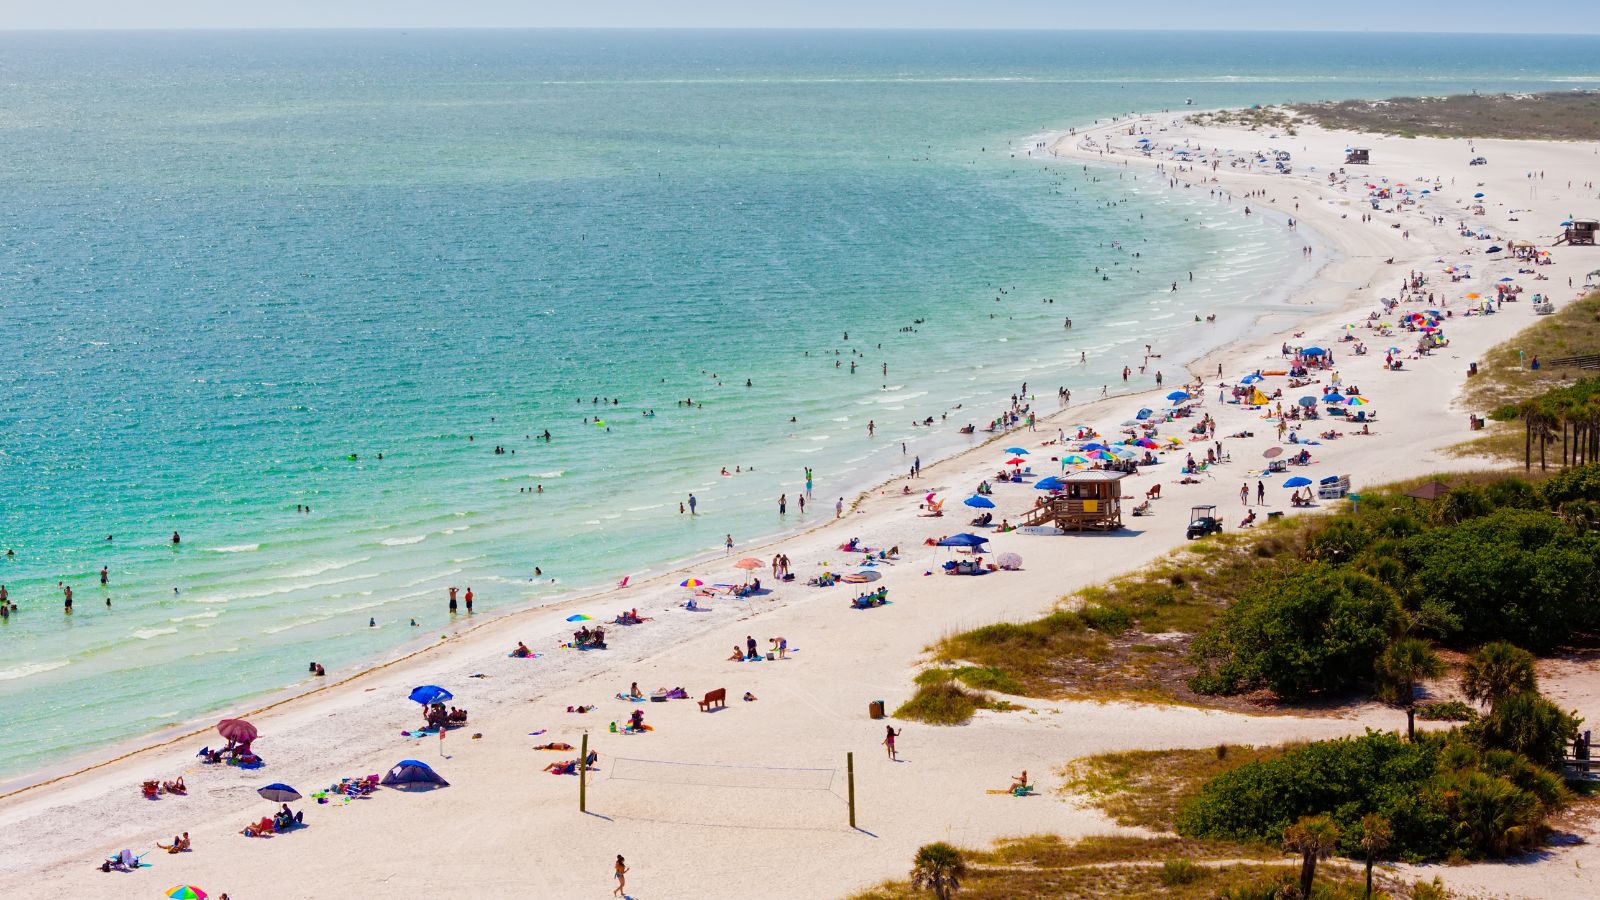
[850,833,1402,899]
[1290,91,1600,142]
[1061,744,1289,832]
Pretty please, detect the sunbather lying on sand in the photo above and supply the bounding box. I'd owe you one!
[534,742,575,751]
[156,832,192,853]
[161,777,186,794]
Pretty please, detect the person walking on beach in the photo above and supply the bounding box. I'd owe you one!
[835,497,844,519]
[613,855,629,897]
[725,534,734,555]
[913,456,921,477]
[884,725,903,760]
[448,587,458,614]
[1241,484,1249,506]
[688,493,697,515]
[1256,481,1265,505]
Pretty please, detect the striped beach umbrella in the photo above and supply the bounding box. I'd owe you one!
[167,888,207,900]
[680,578,705,589]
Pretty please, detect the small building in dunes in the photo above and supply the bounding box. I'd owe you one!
[1345,147,1370,164]
[1560,219,1597,246]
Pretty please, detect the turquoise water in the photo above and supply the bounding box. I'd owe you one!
[2,30,1597,781]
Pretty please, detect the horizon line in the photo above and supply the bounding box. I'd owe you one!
[1,25,1597,37]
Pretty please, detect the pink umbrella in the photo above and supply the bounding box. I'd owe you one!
[217,718,258,744]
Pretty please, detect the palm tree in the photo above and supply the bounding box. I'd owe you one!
[909,842,967,900]
[1358,813,1392,899]
[1382,637,1445,740]
[1461,642,1538,712]
[1283,815,1341,899]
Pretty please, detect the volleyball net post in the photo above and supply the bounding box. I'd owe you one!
[847,752,856,829]
[579,732,589,813]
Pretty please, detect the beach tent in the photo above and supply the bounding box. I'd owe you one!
[408,685,453,706]
[381,759,449,791]
[936,533,989,548]
[1405,481,1452,501]
[1249,389,1270,405]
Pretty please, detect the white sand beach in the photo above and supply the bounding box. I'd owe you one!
[4,110,1598,899]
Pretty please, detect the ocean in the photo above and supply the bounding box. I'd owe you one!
[1,29,1596,782]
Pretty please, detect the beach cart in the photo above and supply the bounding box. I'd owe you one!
[1185,505,1223,540]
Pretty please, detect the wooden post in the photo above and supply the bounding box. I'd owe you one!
[847,751,856,829]
[579,732,588,813]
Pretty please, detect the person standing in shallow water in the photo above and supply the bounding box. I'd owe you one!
[464,587,474,613]
[448,586,458,614]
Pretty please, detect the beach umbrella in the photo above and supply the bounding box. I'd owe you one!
[166,887,207,900]
[1301,347,1326,356]
[733,558,764,571]
[565,614,591,622]
[1086,450,1114,461]
[381,759,449,791]
[1240,373,1262,384]
[1262,447,1283,459]
[936,533,989,548]
[1060,454,1089,465]
[963,495,995,508]
[1347,396,1368,405]
[1108,447,1136,459]
[1297,396,1318,408]
[679,578,705,589]
[216,718,257,744]
[1499,277,1515,282]
[408,685,452,706]
[1283,476,1313,488]
[1005,457,1026,466]
[1134,439,1160,449]
[1033,476,1066,491]
[1081,442,1109,451]
[1164,390,1189,401]
[1473,192,1485,198]
[1323,392,1346,404]
[995,552,1023,570]
[257,783,302,803]
[1003,447,1029,455]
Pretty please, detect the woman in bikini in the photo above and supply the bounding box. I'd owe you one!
[613,854,629,897]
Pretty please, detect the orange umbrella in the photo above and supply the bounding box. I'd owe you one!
[733,558,764,570]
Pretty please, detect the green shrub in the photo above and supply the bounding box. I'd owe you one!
[951,666,1022,695]
[1079,603,1133,635]
[894,682,983,725]
[1159,858,1208,886]
[1416,701,1477,722]
[1175,731,1562,862]
[1189,565,1400,698]
[1467,692,1581,768]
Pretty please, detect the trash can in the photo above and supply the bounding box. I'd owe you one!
[1468,362,1478,377]
[869,700,885,720]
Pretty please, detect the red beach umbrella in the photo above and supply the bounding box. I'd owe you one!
[217,718,258,743]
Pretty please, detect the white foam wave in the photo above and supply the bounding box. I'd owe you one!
[210,544,260,553]
[170,611,220,622]
[133,627,178,640]
[380,535,427,546]
[0,660,69,682]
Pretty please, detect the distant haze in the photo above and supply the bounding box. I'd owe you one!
[2,0,1597,34]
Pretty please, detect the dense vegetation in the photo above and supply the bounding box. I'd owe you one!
[1289,91,1600,142]
[1190,465,1600,698]
[1175,730,1569,862]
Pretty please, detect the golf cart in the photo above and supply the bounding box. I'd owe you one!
[1186,505,1223,540]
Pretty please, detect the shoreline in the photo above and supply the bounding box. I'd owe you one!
[6,107,1596,898]
[0,144,1328,797]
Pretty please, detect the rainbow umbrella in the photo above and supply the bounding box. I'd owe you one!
[1086,450,1114,461]
[1134,439,1160,449]
[565,614,591,622]
[1061,454,1089,465]
[1346,396,1368,406]
[680,578,705,589]
[167,887,208,900]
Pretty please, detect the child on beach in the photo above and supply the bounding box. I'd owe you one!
[884,725,903,760]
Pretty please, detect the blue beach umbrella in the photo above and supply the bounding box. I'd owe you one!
[1081,443,1109,451]
[1240,374,1263,384]
[1165,390,1189,401]
[1301,347,1326,356]
[1033,476,1066,491]
[1283,476,1313,488]
[257,783,302,803]
[1474,192,1485,198]
[1323,392,1347,404]
[1297,396,1318,408]
[408,685,453,706]
[936,533,989,548]
[963,495,995,509]
[381,759,449,791]
[1003,447,1029,455]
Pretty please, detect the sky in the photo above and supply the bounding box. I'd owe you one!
[0,0,1594,33]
